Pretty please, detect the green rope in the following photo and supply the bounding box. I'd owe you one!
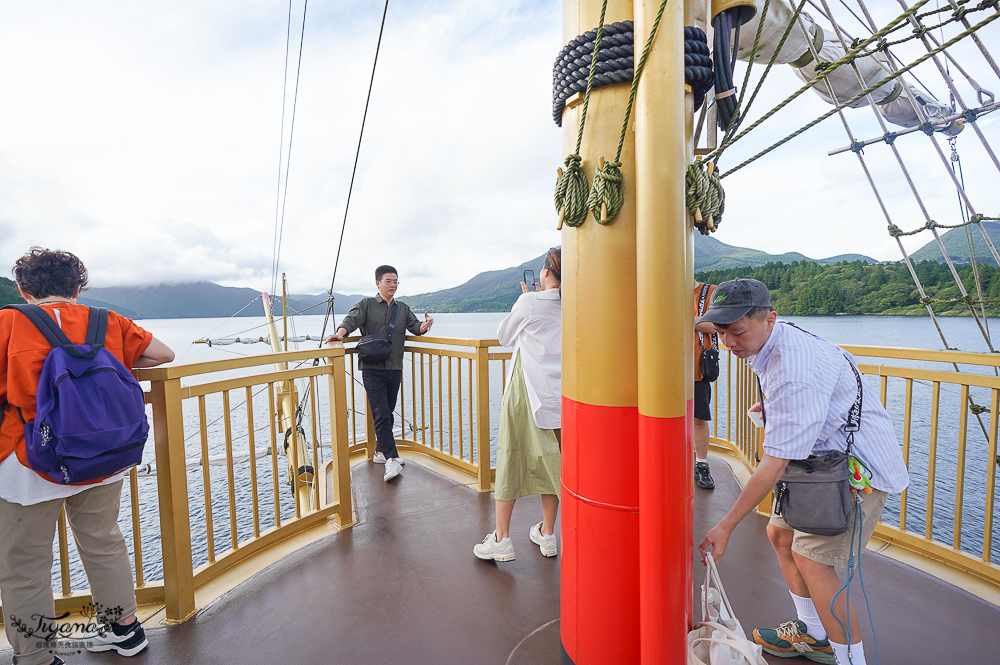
[919,294,1000,306]
[717,6,999,179]
[888,213,998,236]
[686,161,725,234]
[555,0,609,228]
[587,0,669,225]
[717,0,805,160]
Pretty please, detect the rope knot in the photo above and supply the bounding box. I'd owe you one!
[970,213,984,224]
[888,224,903,237]
[587,159,625,225]
[962,108,979,122]
[555,154,589,228]
[883,132,898,145]
[919,122,936,136]
[919,296,933,305]
[970,403,991,415]
[686,161,725,235]
[850,140,865,153]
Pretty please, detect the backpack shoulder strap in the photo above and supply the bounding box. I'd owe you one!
[1,304,72,348]
[86,307,109,347]
[697,284,710,348]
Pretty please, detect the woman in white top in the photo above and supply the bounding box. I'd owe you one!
[474,248,562,562]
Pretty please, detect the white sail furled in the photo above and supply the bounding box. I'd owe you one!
[734,0,954,131]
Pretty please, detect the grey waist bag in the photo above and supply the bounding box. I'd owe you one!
[763,326,864,537]
[773,451,853,536]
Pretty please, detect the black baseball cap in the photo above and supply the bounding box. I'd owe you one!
[697,278,772,325]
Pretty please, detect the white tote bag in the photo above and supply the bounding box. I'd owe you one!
[688,554,766,665]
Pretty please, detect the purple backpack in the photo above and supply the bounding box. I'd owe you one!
[2,304,149,484]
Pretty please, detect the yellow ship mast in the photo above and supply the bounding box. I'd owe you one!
[262,289,315,510]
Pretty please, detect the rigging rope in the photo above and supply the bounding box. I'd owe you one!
[270,0,296,297]
[586,0,669,226]
[554,0,609,229]
[716,5,1000,178]
[270,0,310,297]
[318,0,391,346]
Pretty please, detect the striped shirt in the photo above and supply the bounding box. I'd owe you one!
[749,322,909,494]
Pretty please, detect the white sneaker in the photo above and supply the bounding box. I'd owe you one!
[473,531,515,561]
[383,458,402,481]
[529,522,558,557]
[373,452,404,465]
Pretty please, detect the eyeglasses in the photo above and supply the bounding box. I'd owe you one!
[380,279,399,285]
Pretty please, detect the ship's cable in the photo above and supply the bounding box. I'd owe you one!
[319,0,391,344]
[270,0,295,297]
[271,0,311,297]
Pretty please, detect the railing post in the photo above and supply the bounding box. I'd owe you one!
[148,376,197,623]
[475,343,492,491]
[328,347,355,527]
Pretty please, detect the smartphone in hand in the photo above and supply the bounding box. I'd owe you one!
[523,270,536,291]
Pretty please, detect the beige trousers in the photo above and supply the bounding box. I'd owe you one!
[0,481,137,665]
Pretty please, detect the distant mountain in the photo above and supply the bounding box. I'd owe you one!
[910,221,1000,266]
[404,253,548,313]
[403,238,879,312]
[0,235,884,316]
[78,282,365,319]
[692,235,877,272]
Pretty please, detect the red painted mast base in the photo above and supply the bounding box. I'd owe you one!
[639,402,693,664]
[561,396,640,664]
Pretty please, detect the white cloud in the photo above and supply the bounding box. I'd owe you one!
[0,0,998,298]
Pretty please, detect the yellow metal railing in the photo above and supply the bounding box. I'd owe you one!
[709,344,1000,586]
[27,347,354,623]
[341,335,502,491]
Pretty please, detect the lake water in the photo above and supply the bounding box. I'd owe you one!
[54,312,1000,589]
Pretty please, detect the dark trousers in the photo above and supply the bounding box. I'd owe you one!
[363,369,402,459]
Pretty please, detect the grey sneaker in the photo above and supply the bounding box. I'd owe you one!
[695,462,715,489]
[474,531,515,561]
[383,459,402,481]
[529,522,557,557]
[84,619,149,657]
[372,452,404,465]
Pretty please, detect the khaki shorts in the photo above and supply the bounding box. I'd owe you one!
[769,488,888,568]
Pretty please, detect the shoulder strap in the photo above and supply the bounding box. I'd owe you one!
[697,284,710,348]
[2,304,73,348]
[387,302,398,333]
[843,354,864,453]
[85,307,108,348]
[1,303,103,359]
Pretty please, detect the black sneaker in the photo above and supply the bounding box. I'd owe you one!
[695,462,715,489]
[84,619,149,657]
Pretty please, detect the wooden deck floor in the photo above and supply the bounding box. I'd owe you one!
[5,456,999,664]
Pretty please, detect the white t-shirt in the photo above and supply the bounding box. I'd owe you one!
[497,289,562,430]
[0,454,125,506]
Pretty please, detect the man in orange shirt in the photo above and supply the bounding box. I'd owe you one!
[694,280,718,489]
[0,248,173,665]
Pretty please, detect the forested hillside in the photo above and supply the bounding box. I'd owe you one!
[696,259,1000,316]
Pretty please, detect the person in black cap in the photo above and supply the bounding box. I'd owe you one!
[696,278,908,665]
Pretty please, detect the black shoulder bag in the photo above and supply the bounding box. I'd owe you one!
[698,284,720,382]
[766,355,864,536]
[356,303,397,364]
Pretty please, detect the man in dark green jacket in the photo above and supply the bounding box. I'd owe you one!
[326,265,433,481]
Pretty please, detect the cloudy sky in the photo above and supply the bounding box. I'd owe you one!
[1,1,998,298]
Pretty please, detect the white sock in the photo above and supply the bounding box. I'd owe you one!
[696,457,708,464]
[789,592,827,640]
[830,640,866,665]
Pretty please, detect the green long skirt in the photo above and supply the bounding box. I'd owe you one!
[494,350,561,501]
